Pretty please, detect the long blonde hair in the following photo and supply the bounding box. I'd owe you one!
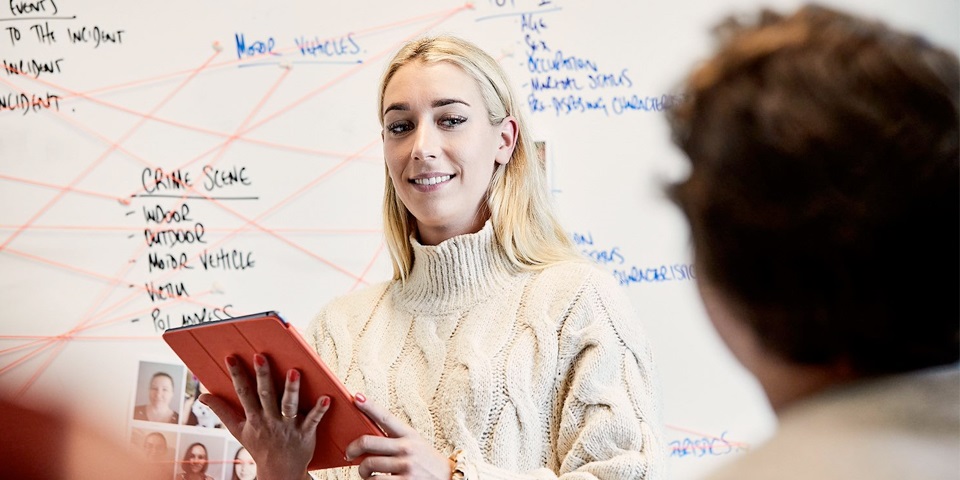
[378,35,580,280]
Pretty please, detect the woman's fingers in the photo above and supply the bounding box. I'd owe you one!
[353,393,416,437]
[344,394,452,479]
[357,455,406,478]
[252,353,281,418]
[344,394,413,464]
[346,434,402,460]
[222,354,296,422]
[300,395,331,435]
[205,355,327,480]
[224,355,262,419]
[279,369,301,420]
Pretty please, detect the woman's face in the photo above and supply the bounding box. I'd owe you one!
[148,375,173,408]
[382,60,516,245]
[186,444,207,473]
[234,447,257,480]
[143,434,168,460]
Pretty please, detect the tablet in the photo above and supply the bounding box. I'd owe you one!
[162,311,385,470]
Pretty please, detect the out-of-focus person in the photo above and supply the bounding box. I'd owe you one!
[666,4,959,479]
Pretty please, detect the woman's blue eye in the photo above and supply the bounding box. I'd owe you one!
[440,116,466,128]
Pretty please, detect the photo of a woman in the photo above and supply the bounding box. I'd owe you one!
[177,442,214,480]
[132,362,183,424]
[231,446,257,480]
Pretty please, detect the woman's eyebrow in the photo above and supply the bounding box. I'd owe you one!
[383,102,409,116]
[433,98,469,108]
[383,98,471,116]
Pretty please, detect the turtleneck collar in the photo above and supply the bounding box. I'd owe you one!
[392,221,521,314]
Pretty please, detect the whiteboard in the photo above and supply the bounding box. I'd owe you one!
[1,1,956,478]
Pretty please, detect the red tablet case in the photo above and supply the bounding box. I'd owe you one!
[161,311,384,470]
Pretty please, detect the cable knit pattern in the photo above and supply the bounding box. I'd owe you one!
[306,222,665,480]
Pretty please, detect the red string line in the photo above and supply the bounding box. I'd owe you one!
[0,224,381,235]
[1,51,223,393]
[0,5,472,395]
[0,49,222,253]
[350,241,386,293]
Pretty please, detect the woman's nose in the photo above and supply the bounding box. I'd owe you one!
[411,124,438,161]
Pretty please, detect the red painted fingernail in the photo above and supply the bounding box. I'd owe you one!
[225,356,237,367]
[288,370,299,382]
[254,354,265,367]
[321,396,330,408]
[355,393,366,403]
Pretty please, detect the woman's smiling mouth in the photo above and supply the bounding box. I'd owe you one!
[412,174,453,185]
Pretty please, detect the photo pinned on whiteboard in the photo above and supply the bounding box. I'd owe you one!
[130,428,176,479]
[534,139,559,195]
[181,370,224,429]
[227,440,259,480]
[129,360,246,480]
[177,431,227,480]
[131,361,185,425]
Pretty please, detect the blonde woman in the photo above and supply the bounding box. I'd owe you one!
[204,35,664,480]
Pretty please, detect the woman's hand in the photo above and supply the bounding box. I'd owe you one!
[346,394,454,480]
[199,354,330,480]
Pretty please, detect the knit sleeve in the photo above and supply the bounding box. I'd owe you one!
[455,268,666,480]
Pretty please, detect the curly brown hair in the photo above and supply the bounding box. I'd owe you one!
[668,5,959,376]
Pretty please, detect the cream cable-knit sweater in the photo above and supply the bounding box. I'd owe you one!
[306,223,665,479]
